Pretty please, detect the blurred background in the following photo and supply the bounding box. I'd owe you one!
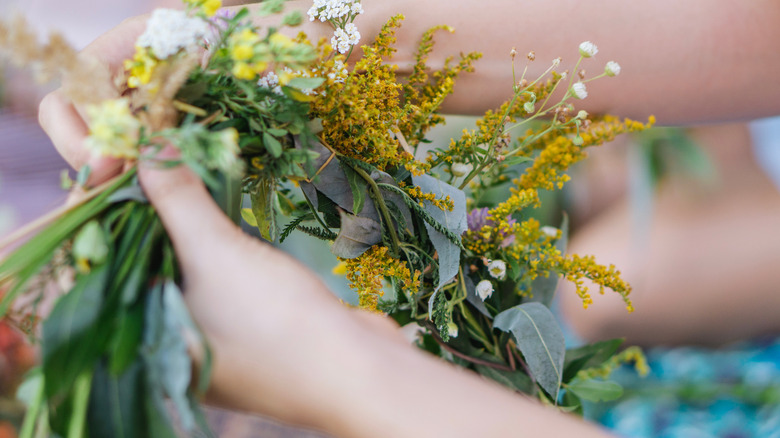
[2,0,780,437]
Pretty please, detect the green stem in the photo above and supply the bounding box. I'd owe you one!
[18,375,45,438]
[352,166,402,257]
[68,370,93,438]
[301,190,332,232]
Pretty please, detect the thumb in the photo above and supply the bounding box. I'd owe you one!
[138,150,244,270]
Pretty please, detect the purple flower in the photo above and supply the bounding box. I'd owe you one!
[466,208,516,248]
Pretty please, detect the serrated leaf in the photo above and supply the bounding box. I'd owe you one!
[250,176,278,242]
[331,209,382,258]
[567,379,623,402]
[412,175,467,291]
[263,132,283,157]
[493,303,565,400]
[287,76,325,90]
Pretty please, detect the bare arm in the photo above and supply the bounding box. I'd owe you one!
[341,0,780,124]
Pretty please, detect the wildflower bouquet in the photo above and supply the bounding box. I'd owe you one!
[0,0,652,435]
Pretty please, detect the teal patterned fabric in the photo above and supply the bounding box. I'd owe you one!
[589,338,780,437]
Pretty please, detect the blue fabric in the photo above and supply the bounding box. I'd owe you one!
[588,338,780,437]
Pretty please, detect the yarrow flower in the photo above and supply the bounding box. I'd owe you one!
[572,81,588,99]
[331,23,360,54]
[476,280,494,301]
[136,9,209,60]
[487,260,507,280]
[308,0,364,22]
[605,61,621,77]
[327,59,349,83]
[258,71,283,94]
[578,41,598,58]
[84,99,141,159]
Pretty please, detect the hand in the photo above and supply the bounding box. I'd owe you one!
[38,11,611,438]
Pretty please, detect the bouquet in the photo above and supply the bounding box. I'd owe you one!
[0,0,652,435]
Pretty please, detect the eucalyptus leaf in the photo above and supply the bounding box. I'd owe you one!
[143,284,195,433]
[412,175,467,291]
[475,364,534,394]
[563,338,624,382]
[331,209,382,258]
[493,303,566,400]
[250,176,278,242]
[567,379,623,402]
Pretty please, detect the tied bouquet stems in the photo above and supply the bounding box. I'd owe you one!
[0,0,653,435]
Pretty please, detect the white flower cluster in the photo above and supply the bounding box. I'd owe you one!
[331,23,360,54]
[136,9,209,59]
[308,0,364,22]
[258,71,283,95]
[327,59,349,83]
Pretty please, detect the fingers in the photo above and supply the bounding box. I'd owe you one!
[138,148,243,268]
[38,90,124,186]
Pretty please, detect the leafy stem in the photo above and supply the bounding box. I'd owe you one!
[351,166,402,257]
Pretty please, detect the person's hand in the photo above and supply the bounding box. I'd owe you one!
[37,11,613,438]
[37,11,405,430]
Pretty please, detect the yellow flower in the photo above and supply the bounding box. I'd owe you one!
[84,98,140,159]
[124,46,158,88]
[232,62,257,80]
[332,261,348,275]
[202,0,222,16]
[230,44,254,61]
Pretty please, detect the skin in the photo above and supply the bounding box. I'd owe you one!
[35,0,780,435]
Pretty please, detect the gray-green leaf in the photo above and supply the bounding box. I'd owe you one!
[331,209,382,258]
[493,303,565,400]
[567,378,624,402]
[412,175,467,291]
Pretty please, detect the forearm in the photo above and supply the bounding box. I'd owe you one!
[282,0,780,124]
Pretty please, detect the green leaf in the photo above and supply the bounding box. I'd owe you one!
[107,185,148,204]
[561,390,583,416]
[331,209,382,258]
[493,303,566,400]
[474,365,534,394]
[240,208,258,227]
[109,303,145,375]
[250,176,278,242]
[563,338,624,382]
[72,220,110,266]
[143,284,195,433]
[266,128,288,137]
[263,132,283,158]
[211,173,242,225]
[341,162,367,214]
[412,175,467,291]
[42,265,109,399]
[286,76,325,90]
[88,359,147,438]
[567,379,623,402]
